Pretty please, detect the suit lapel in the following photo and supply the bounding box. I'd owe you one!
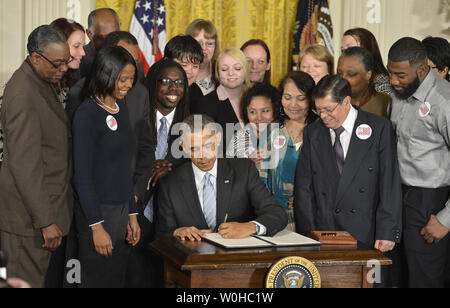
[335,110,374,205]
[311,123,341,184]
[180,163,208,228]
[216,159,233,226]
[24,61,68,125]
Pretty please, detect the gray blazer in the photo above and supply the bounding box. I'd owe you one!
[0,60,73,237]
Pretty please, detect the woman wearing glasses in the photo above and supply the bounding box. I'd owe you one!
[186,19,220,96]
[72,46,141,288]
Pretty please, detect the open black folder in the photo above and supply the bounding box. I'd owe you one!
[204,229,321,249]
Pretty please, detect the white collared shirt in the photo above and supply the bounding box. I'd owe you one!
[191,159,266,235]
[329,105,358,159]
[156,108,176,133]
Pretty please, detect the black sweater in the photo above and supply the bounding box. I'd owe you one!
[72,98,137,225]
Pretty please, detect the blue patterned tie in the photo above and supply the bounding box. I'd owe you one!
[144,117,169,222]
[202,173,216,231]
[155,117,168,160]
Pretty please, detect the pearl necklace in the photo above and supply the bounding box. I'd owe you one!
[94,96,119,114]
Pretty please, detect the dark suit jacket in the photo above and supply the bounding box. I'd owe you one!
[0,60,73,237]
[78,41,96,80]
[66,78,155,201]
[294,107,402,246]
[188,82,204,115]
[156,158,288,237]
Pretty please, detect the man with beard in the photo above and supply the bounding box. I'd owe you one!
[388,37,450,288]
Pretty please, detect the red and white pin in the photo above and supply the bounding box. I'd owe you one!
[418,102,431,118]
[245,147,256,158]
[106,115,118,131]
[273,135,287,150]
[356,124,372,140]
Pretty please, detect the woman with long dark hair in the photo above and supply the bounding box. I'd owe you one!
[72,46,141,288]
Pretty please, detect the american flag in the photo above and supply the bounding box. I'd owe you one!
[358,127,371,136]
[129,0,166,75]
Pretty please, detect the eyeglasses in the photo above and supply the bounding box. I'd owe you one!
[158,77,185,88]
[36,52,74,69]
[312,102,340,116]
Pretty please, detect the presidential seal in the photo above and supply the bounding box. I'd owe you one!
[265,257,321,288]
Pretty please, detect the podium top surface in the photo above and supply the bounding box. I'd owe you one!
[150,236,392,271]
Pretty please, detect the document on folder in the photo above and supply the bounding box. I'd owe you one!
[204,229,321,249]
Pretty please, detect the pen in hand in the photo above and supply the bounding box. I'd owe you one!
[215,213,228,233]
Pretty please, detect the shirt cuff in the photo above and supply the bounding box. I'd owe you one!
[252,221,267,236]
[89,220,105,228]
[436,199,450,229]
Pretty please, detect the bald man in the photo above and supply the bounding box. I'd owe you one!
[79,8,120,78]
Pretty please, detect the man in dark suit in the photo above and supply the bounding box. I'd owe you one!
[79,8,120,79]
[156,114,287,240]
[0,26,74,288]
[294,75,402,252]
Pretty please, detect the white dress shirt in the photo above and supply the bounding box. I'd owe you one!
[191,159,266,234]
[156,108,176,133]
[329,105,358,159]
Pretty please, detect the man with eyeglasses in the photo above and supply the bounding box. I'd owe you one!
[294,75,402,285]
[388,37,450,288]
[0,25,74,288]
[163,35,205,115]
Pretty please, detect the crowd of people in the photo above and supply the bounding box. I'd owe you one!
[0,7,449,289]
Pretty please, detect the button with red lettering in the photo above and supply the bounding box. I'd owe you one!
[356,124,372,140]
[106,115,118,131]
[273,135,287,150]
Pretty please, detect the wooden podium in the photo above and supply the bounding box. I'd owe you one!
[150,236,391,288]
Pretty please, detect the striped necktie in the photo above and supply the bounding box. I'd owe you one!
[334,126,345,174]
[144,117,168,222]
[202,172,216,231]
[156,117,168,160]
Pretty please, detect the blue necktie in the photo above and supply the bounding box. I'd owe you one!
[202,173,216,231]
[155,117,168,160]
[144,117,169,222]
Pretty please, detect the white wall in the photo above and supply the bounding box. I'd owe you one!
[0,0,96,95]
[330,0,450,71]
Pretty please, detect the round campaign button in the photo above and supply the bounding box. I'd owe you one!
[106,115,118,131]
[418,102,431,118]
[244,146,256,158]
[265,256,321,288]
[356,124,372,140]
[273,135,287,150]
